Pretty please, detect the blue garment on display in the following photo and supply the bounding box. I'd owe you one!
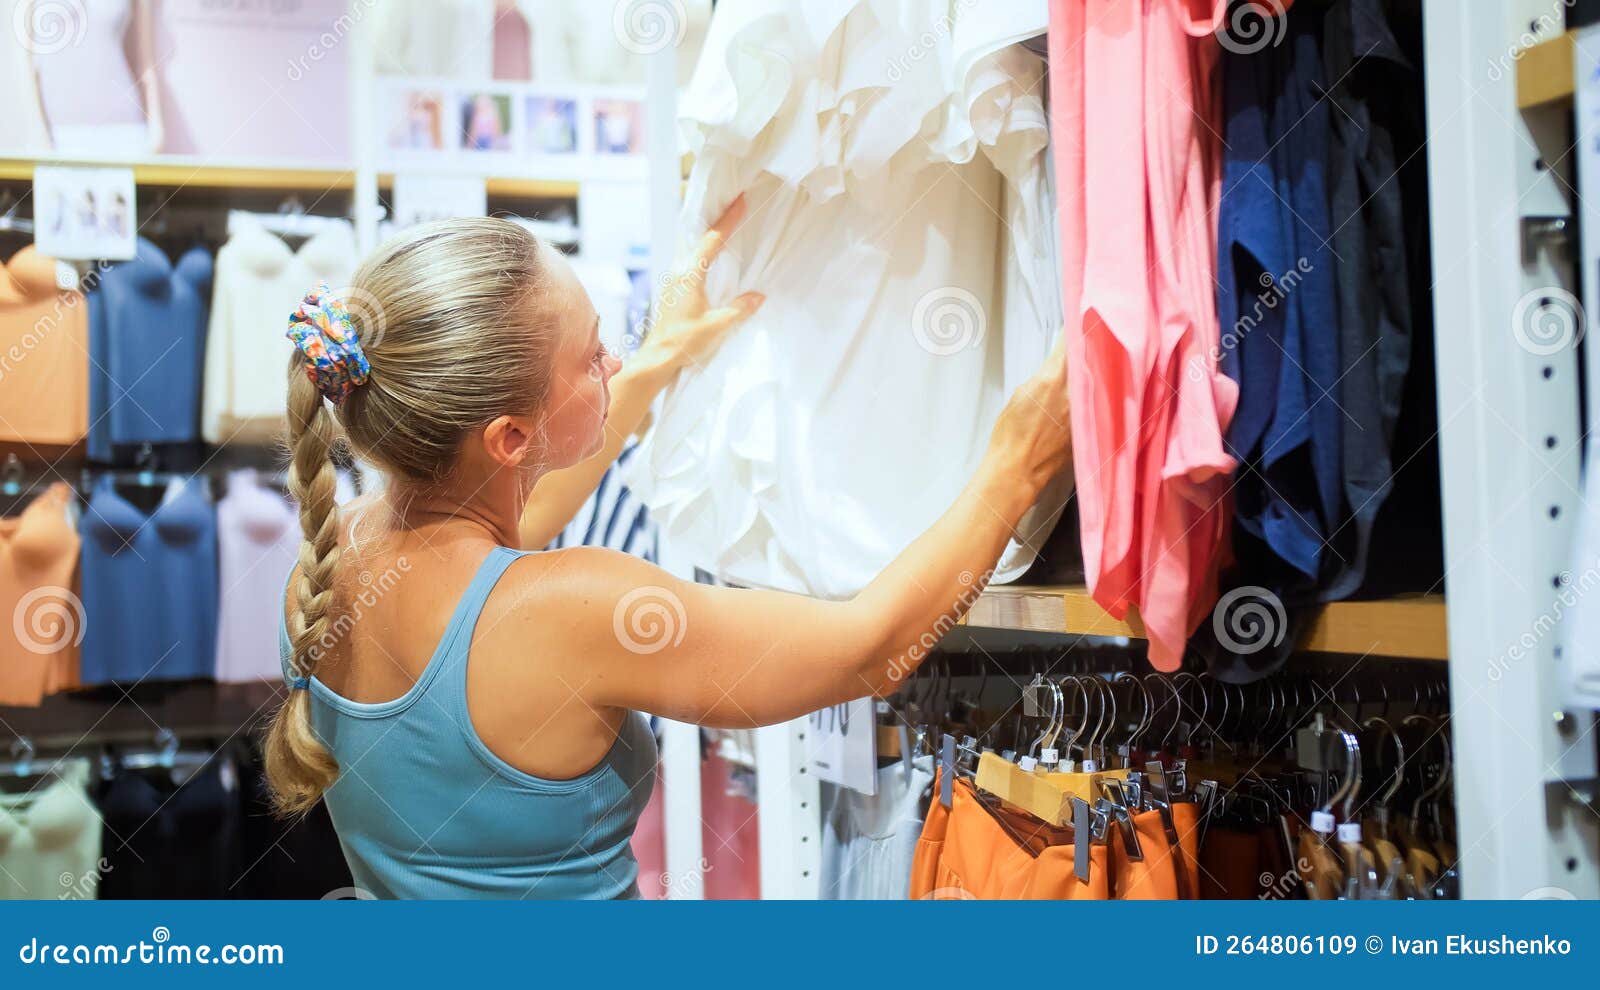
[78,476,219,685]
[86,239,212,460]
[279,547,657,899]
[1216,9,1340,587]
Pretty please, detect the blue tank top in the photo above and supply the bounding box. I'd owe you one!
[79,476,218,685]
[86,238,212,460]
[277,546,657,899]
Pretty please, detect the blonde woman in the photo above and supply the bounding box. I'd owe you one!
[268,197,1073,899]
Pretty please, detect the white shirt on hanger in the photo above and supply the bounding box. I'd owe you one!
[626,0,1066,599]
[202,216,357,444]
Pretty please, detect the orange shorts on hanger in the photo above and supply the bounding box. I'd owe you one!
[1110,803,1201,899]
[910,774,952,900]
[928,778,1109,900]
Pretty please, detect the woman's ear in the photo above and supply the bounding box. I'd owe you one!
[481,414,540,469]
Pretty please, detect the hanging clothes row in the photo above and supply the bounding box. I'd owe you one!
[0,730,350,900]
[816,654,1455,901]
[905,667,1456,900]
[0,463,372,707]
[1206,0,1442,681]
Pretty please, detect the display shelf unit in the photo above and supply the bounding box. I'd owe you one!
[644,1,1600,902]
[965,587,1449,660]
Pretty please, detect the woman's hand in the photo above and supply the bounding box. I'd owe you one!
[519,196,763,549]
[632,194,765,381]
[983,330,1073,501]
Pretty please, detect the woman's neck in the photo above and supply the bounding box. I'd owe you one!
[380,473,526,550]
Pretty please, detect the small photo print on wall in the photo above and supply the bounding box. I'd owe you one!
[460,92,514,152]
[387,90,449,151]
[525,96,579,154]
[593,98,645,155]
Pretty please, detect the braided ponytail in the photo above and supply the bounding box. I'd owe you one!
[263,368,343,816]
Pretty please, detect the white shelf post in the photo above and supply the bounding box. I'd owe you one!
[1423,0,1600,899]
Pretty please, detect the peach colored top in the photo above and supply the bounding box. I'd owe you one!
[0,248,89,445]
[1049,0,1237,668]
[0,483,81,707]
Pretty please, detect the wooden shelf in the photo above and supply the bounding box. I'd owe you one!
[0,159,582,199]
[0,157,355,191]
[1518,31,1575,109]
[375,174,579,199]
[964,585,1448,660]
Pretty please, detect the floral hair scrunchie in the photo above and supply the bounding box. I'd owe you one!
[285,283,370,405]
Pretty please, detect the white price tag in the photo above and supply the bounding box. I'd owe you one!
[34,166,136,261]
[1018,755,1038,772]
[1040,747,1059,765]
[804,697,877,795]
[1310,810,1336,834]
[391,174,488,229]
[1081,759,1099,774]
[1337,822,1363,844]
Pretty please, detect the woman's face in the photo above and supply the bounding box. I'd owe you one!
[538,250,621,471]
